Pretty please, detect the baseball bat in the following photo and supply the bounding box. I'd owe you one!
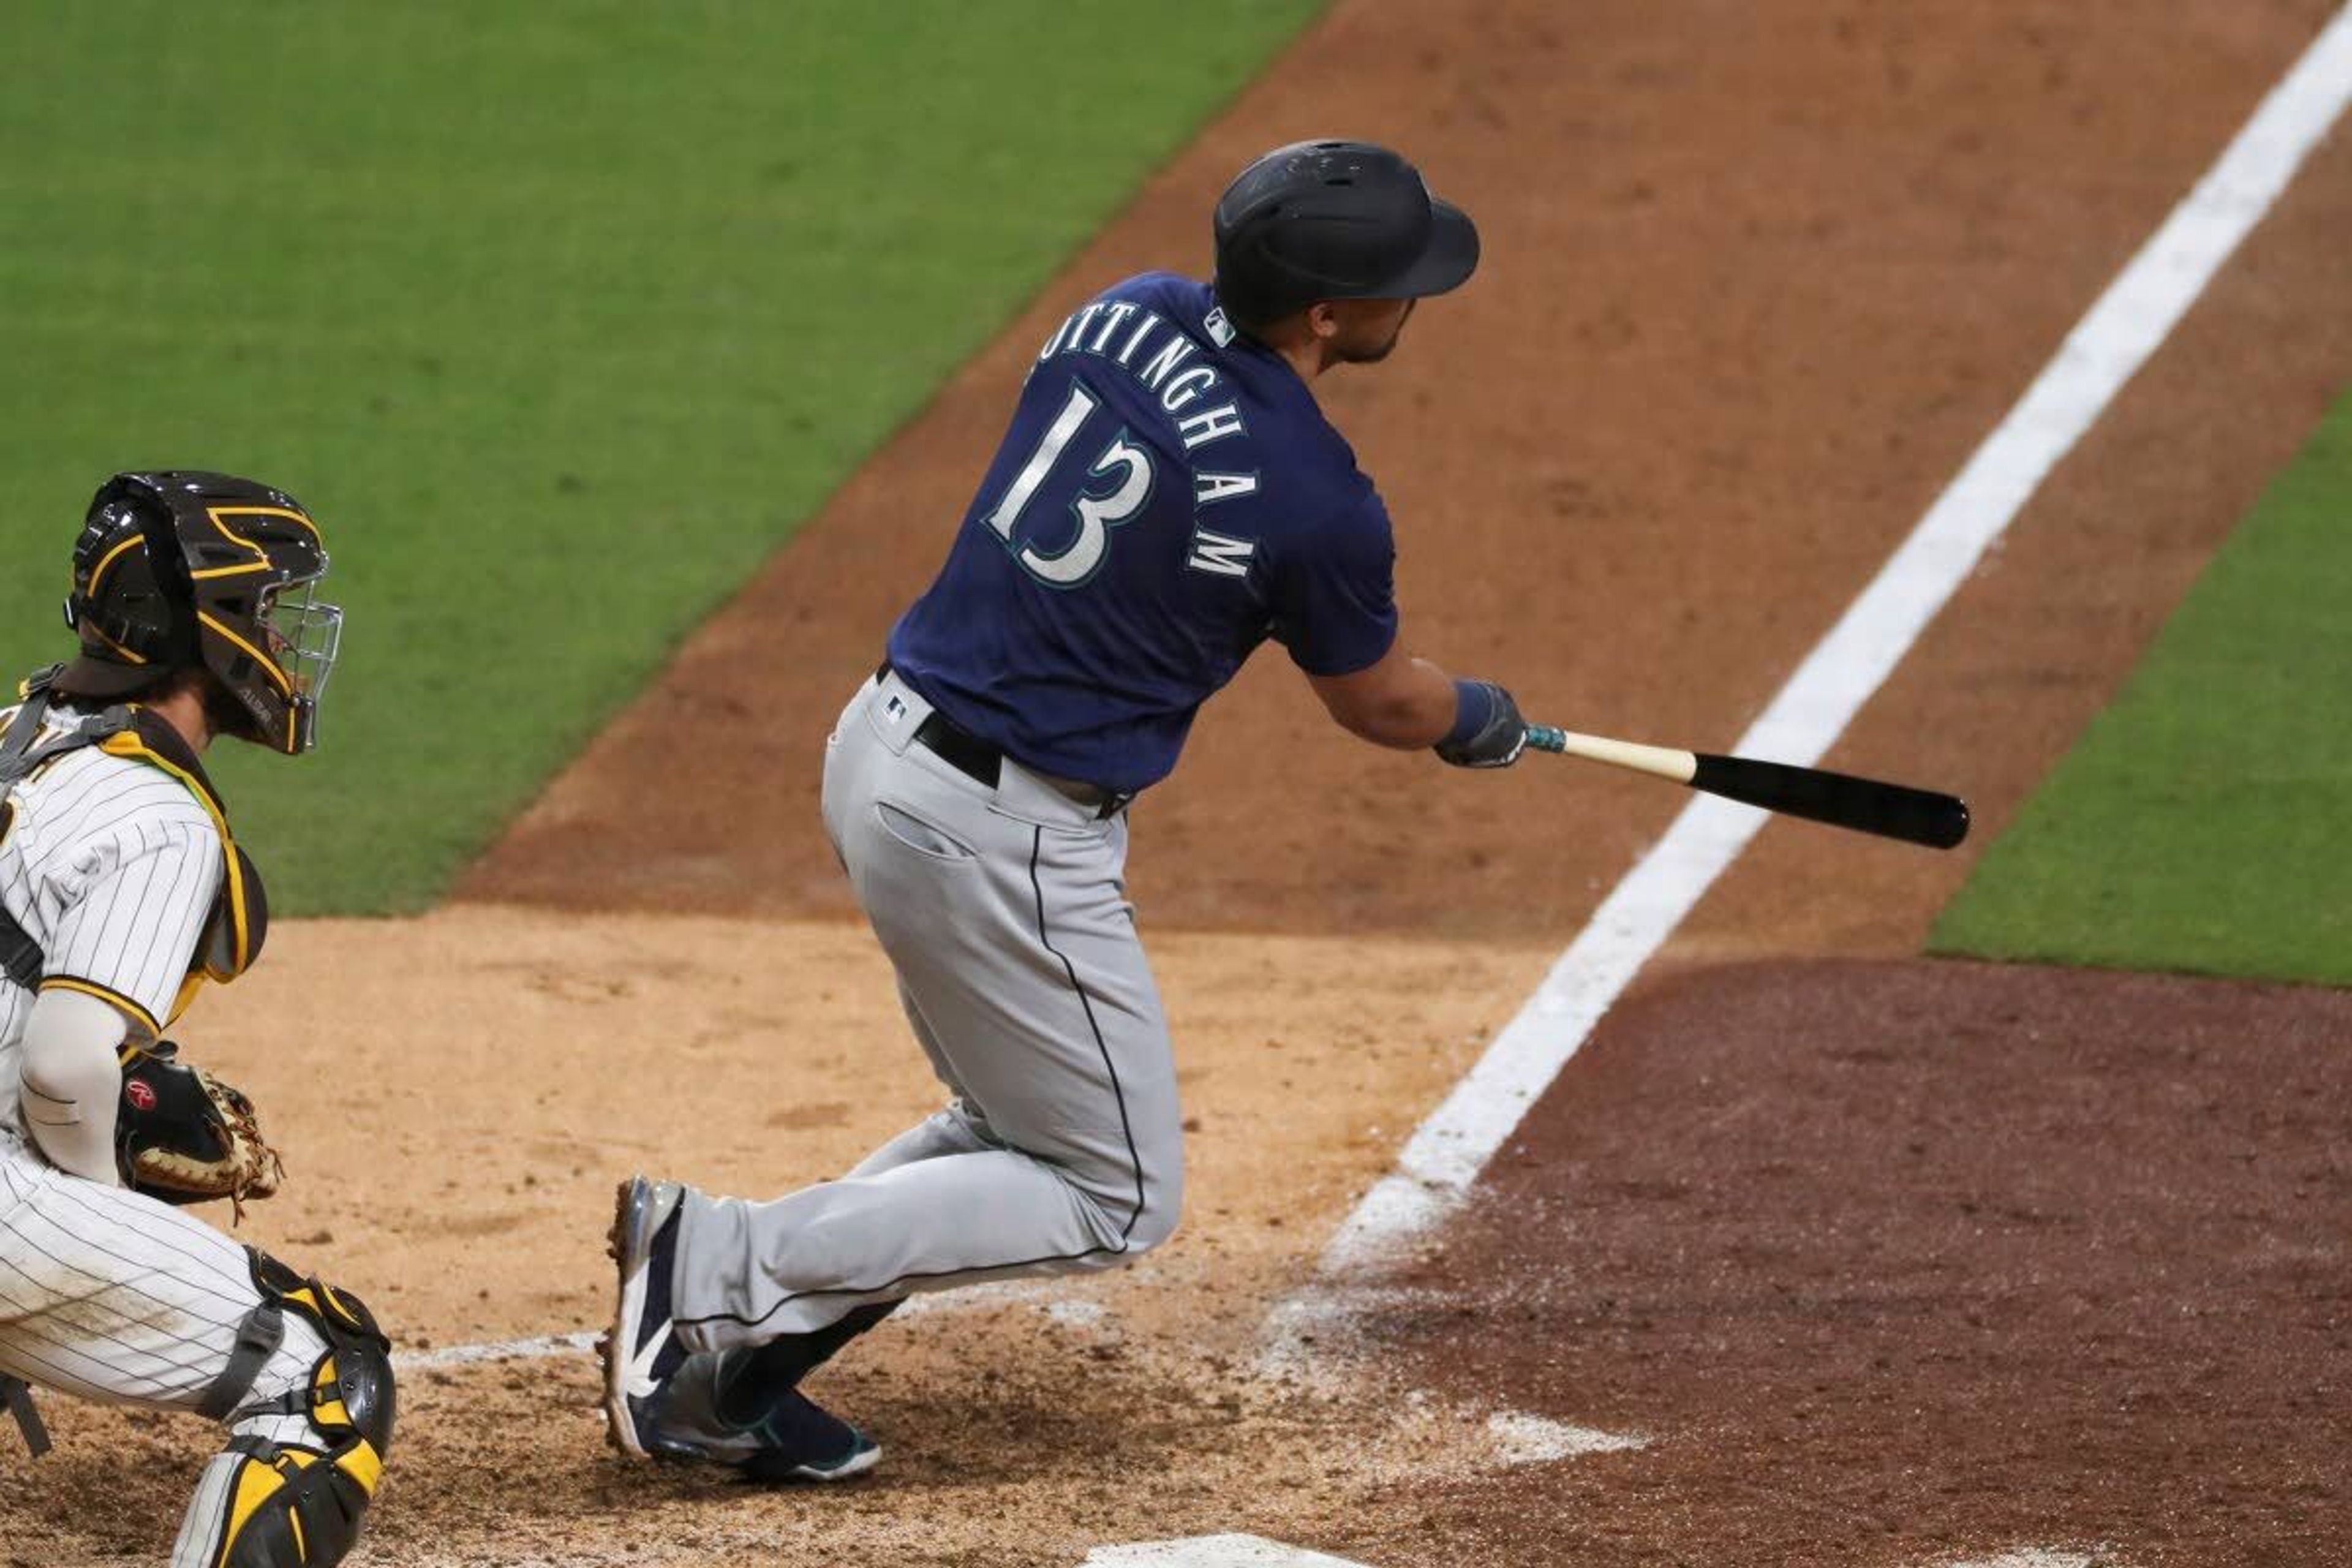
[1524,724,1970,850]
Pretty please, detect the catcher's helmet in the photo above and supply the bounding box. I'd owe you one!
[1211,139,1480,333]
[63,471,342,755]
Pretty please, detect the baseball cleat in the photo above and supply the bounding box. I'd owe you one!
[601,1174,687,1460]
[736,1389,882,1483]
[628,1349,882,1482]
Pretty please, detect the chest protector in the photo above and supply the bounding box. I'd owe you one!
[0,666,266,1022]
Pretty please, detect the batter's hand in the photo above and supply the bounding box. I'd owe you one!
[1434,679,1528,769]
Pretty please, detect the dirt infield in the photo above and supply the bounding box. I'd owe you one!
[0,914,1559,1566]
[1358,960,2352,1567]
[7,2,2350,1565]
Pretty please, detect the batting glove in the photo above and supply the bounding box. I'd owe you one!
[1434,678,1528,769]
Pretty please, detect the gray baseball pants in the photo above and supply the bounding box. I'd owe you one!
[669,669,1183,1349]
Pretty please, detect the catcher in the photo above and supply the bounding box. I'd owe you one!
[0,472,394,1568]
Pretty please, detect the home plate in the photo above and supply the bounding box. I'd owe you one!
[1082,1536,1372,1566]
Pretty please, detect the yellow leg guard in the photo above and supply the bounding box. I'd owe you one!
[212,1434,383,1568]
[199,1249,395,1567]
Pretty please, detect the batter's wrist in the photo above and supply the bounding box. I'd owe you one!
[1441,678,1493,750]
[1434,677,1528,769]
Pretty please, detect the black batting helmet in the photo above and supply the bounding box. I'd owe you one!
[62,471,343,755]
[1211,139,1480,333]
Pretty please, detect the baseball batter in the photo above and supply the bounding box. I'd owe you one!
[0,472,394,1566]
[606,141,1526,1477]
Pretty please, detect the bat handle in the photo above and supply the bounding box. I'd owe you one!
[1525,723,1567,753]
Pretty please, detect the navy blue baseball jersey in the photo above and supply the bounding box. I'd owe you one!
[886,273,1398,793]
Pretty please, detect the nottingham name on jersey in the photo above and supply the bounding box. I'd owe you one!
[886,272,1400,793]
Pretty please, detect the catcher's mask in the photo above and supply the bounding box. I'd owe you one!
[63,470,342,755]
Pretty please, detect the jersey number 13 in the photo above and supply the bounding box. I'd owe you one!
[982,382,1155,588]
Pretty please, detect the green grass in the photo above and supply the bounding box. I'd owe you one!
[1931,388,2352,986]
[0,1,1318,912]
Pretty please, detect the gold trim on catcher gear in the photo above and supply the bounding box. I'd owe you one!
[39,975,162,1041]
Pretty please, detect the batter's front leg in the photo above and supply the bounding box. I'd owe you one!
[669,703,1183,1350]
[831,980,1002,1181]
[669,922,1182,1348]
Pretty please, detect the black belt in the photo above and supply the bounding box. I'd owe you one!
[876,662,1129,820]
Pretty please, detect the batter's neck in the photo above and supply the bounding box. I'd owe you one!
[1275,337,1333,385]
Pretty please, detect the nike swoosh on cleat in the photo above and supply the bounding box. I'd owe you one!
[624,1316,672,1400]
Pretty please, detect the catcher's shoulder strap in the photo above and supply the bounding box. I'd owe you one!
[0,669,266,1004]
[0,1374,50,1458]
[0,671,123,993]
[0,667,133,789]
[0,801,32,993]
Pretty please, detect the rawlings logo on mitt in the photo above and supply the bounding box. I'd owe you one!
[116,1042,284,1218]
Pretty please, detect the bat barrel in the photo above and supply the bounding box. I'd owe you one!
[1526,723,1969,850]
[1689,752,1970,849]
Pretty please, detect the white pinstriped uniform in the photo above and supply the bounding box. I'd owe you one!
[0,701,330,1567]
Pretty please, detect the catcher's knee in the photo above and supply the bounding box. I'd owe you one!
[203,1250,396,1567]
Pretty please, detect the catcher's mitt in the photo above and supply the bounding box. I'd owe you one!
[116,1041,284,1217]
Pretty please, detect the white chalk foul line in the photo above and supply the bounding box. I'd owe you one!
[1294,3,2352,1294]
[1076,1538,2114,1568]
[1485,1411,1649,1463]
[398,1330,597,1373]
[395,1276,1074,1371]
[1083,1537,1371,1567]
